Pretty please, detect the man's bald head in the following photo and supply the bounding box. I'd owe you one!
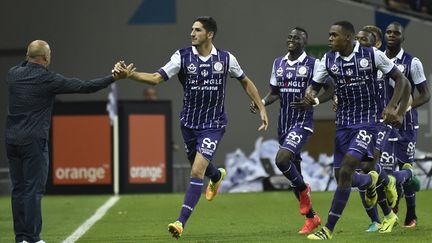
[26,40,51,67]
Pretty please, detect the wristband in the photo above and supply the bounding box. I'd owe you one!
[313,97,320,107]
[261,99,266,106]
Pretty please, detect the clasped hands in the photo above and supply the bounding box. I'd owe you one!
[112,61,136,80]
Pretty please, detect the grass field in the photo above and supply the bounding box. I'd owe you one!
[1,190,432,242]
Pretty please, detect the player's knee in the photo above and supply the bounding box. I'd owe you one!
[275,150,292,166]
[339,166,354,187]
[190,167,205,178]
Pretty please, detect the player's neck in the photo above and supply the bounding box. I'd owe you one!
[288,49,303,61]
[196,42,212,56]
[339,42,355,57]
[385,46,401,59]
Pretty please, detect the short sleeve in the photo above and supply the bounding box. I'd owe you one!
[312,54,329,83]
[159,51,181,80]
[228,52,245,80]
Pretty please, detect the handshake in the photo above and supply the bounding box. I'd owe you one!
[111,61,136,80]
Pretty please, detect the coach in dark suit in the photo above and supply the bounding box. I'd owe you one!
[5,40,134,243]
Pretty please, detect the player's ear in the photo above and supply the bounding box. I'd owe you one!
[208,31,214,39]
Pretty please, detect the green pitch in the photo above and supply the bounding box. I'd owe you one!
[1,190,431,242]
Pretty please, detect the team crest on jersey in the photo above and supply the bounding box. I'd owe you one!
[286,72,293,79]
[331,64,339,74]
[296,66,308,77]
[346,68,354,76]
[212,61,225,74]
[201,69,209,77]
[276,66,284,77]
[358,58,372,70]
[397,64,406,73]
[187,63,197,74]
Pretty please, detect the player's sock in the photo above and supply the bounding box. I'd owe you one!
[205,163,221,182]
[376,164,389,186]
[352,172,371,187]
[277,161,306,191]
[325,187,351,232]
[403,183,417,222]
[359,189,381,223]
[377,185,392,216]
[178,178,203,226]
[393,170,411,185]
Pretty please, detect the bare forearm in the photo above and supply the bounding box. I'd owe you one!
[387,73,409,109]
[412,84,431,108]
[262,92,279,106]
[130,72,164,85]
[241,77,265,111]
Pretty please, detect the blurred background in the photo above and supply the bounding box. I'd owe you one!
[1,0,431,194]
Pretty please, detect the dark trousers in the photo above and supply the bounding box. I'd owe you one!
[6,139,49,243]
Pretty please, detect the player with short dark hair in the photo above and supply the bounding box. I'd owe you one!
[251,27,334,234]
[122,16,268,239]
[305,20,411,240]
[380,21,430,230]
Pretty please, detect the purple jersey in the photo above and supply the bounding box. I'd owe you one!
[270,52,318,135]
[158,45,245,129]
[385,49,427,131]
[313,42,395,127]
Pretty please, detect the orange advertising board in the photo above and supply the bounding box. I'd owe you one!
[52,115,112,185]
[128,114,166,184]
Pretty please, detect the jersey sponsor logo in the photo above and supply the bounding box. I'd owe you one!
[379,152,395,170]
[376,130,387,145]
[355,130,372,149]
[129,164,164,182]
[407,142,415,159]
[212,61,224,74]
[285,131,303,148]
[343,62,354,67]
[201,138,218,156]
[187,63,197,74]
[358,58,372,70]
[199,63,211,67]
[296,66,308,77]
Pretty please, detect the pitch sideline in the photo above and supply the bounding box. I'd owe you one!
[62,195,120,243]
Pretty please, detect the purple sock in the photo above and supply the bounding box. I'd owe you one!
[358,189,380,223]
[393,170,411,185]
[376,164,389,186]
[178,178,203,227]
[325,187,351,232]
[377,184,391,216]
[403,183,417,220]
[277,161,306,191]
[205,163,221,183]
[351,172,371,188]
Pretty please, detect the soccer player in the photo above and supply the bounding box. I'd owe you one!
[305,21,411,240]
[353,25,413,233]
[382,21,430,229]
[251,27,334,234]
[6,40,134,243]
[121,16,268,239]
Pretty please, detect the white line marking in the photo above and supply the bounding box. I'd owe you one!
[62,196,120,243]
